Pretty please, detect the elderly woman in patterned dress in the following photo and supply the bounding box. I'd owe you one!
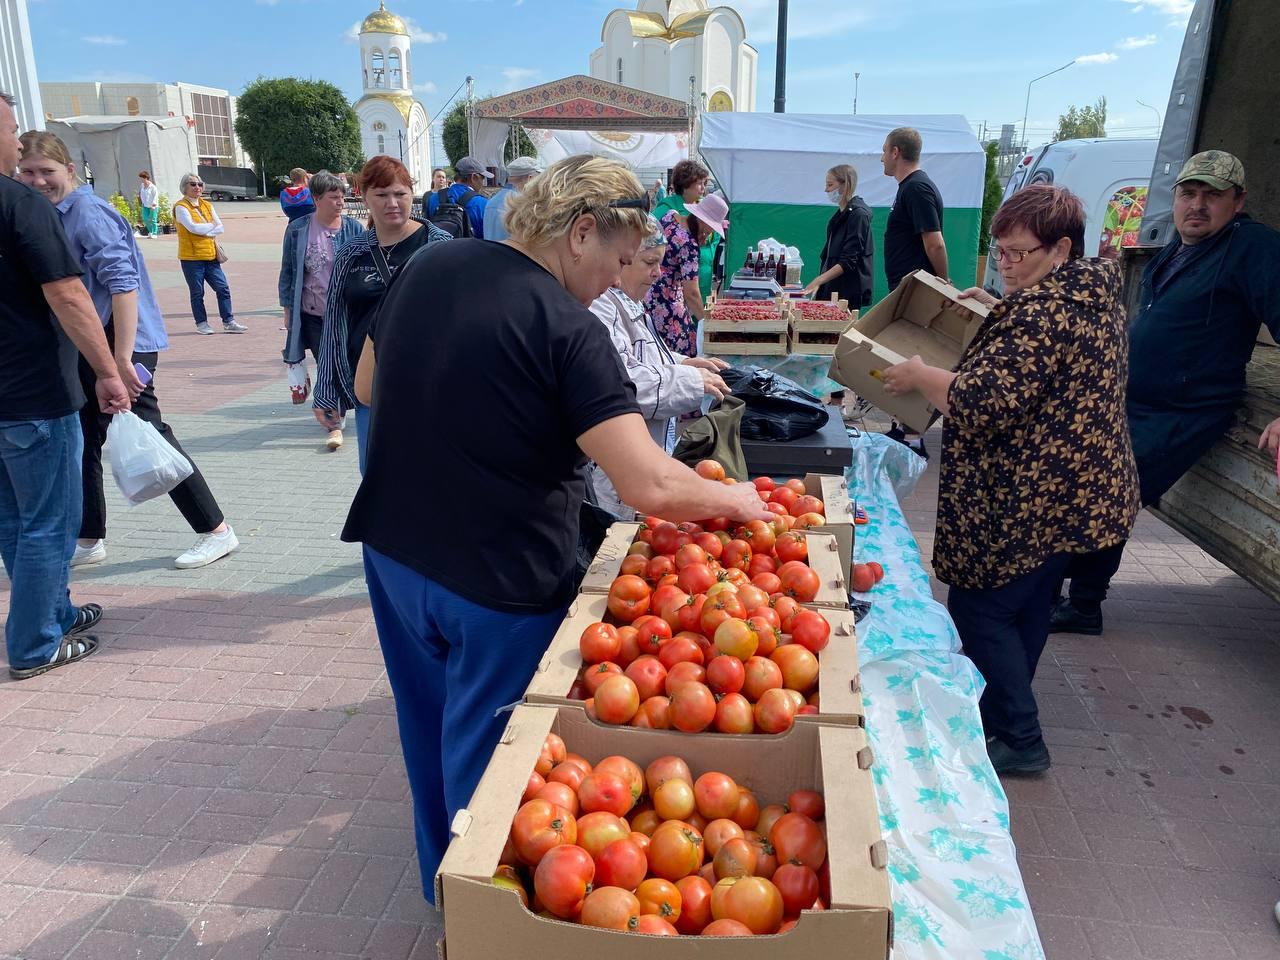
[881,185,1139,776]
[646,159,709,355]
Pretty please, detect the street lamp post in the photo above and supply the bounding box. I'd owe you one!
[1136,98,1163,135]
[1021,59,1076,149]
[853,72,860,115]
[774,0,788,113]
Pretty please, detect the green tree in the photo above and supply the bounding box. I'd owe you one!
[1054,96,1107,141]
[234,77,362,194]
[979,141,1001,255]
[441,100,536,171]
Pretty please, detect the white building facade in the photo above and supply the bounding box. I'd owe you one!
[354,3,431,187]
[39,81,249,167]
[590,0,757,113]
[0,0,45,133]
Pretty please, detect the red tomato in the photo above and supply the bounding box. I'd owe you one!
[756,804,788,839]
[787,790,825,821]
[742,655,784,701]
[579,622,621,665]
[868,561,885,583]
[713,693,755,734]
[769,812,827,870]
[607,575,651,623]
[720,539,753,571]
[615,626,642,666]
[765,501,789,517]
[748,617,781,658]
[705,654,746,695]
[778,563,821,603]
[702,918,754,936]
[675,594,708,634]
[694,772,741,820]
[771,645,819,694]
[624,655,668,702]
[753,687,798,734]
[711,876,784,934]
[675,876,714,934]
[650,522,682,556]
[789,608,831,653]
[784,478,807,495]
[631,694,671,729]
[576,811,630,859]
[713,618,758,661]
[659,636,705,672]
[677,562,717,596]
[635,615,673,657]
[673,543,708,570]
[851,563,877,592]
[733,790,761,831]
[669,681,717,733]
[652,777,696,821]
[547,762,588,792]
[594,675,640,725]
[702,818,746,858]
[647,821,704,881]
[630,808,662,837]
[636,877,683,921]
[695,459,727,481]
[753,477,776,493]
[733,584,769,613]
[635,914,678,935]
[645,755,692,796]
[774,531,808,564]
[522,771,545,804]
[533,781,579,817]
[747,554,777,579]
[620,554,648,578]
[740,519,776,554]
[645,555,676,582]
[533,844,595,918]
[712,837,757,880]
[700,593,746,638]
[771,595,801,632]
[578,771,635,817]
[769,487,799,512]
[792,511,826,530]
[579,886,640,930]
[663,659,706,694]
[692,532,724,560]
[594,838,648,891]
[789,495,825,518]
[772,863,820,916]
[581,661,623,696]
[511,799,577,866]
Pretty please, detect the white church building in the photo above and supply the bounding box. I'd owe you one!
[590,0,757,113]
[354,3,431,186]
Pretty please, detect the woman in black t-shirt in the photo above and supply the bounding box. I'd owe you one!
[343,155,774,904]
[311,156,450,472]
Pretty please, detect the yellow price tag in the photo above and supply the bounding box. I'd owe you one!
[869,369,884,381]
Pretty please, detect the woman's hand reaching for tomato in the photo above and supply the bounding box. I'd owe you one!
[720,482,778,523]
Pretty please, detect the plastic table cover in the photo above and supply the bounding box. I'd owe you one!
[847,433,1045,960]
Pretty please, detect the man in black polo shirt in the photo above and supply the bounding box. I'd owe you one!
[882,126,949,288]
[0,90,130,680]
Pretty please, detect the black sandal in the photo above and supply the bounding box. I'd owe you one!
[68,603,103,635]
[9,634,99,681]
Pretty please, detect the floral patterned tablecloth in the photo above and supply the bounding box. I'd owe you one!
[848,434,1045,960]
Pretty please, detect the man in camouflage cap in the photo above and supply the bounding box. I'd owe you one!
[1054,149,1280,635]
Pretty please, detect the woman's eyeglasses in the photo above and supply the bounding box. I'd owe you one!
[991,242,1044,264]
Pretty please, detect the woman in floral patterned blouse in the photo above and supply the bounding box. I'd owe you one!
[646,160,709,355]
[882,185,1139,776]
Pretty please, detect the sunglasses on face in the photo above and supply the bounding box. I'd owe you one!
[188,182,203,188]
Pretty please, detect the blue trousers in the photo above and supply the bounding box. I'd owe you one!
[0,415,83,669]
[180,259,235,326]
[354,403,370,475]
[363,546,565,903]
[948,554,1070,751]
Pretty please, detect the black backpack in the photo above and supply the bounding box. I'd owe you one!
[427,187,477,238]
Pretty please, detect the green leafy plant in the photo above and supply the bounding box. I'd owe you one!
[157,193,172,226]
[979,142,1001,256]
[108,192,131,221]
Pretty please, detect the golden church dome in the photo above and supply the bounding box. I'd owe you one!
[361,1,407,35]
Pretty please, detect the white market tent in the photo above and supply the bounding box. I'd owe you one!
[46,116,196,204]
[699,113,985,301]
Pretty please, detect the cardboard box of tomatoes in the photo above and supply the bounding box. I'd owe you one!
[436,703,891,959]
[522,593,864,729]
[579,523,850,611]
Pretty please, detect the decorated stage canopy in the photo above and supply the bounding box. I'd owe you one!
[469,75,691,169]
[700,113,986,303]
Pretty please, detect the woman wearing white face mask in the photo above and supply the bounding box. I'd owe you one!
[803,164,874,307]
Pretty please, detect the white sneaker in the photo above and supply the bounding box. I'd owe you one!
[326,429,344,450]
[71,540,106,567]
[175,526,239,569]
[222,320,248,333]
[195,322,215,335]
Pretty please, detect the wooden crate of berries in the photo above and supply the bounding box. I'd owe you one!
[703,297,791,356]
[787,298,858,356]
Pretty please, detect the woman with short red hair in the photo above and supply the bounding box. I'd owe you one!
[881,184,1139,775]
[312,156,450,470]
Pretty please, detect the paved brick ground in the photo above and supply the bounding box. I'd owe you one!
[1,202,1277,958]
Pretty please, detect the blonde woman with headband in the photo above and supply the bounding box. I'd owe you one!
[803,163,875,307]
[342,154,773,906]
[587,213,730,519]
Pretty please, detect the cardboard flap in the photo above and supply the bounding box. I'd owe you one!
[818,726,890,912]
[578,522,642,594]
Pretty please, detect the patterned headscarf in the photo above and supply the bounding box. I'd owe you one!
[640,214,667,251]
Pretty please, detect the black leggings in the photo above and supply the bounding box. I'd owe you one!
[77,324,224,539]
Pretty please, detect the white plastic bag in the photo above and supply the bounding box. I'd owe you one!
[107,412,194,505]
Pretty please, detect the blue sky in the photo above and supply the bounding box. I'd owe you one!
[27,0,1193,155]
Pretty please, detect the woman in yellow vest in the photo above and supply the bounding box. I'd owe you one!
[174,173,246,334]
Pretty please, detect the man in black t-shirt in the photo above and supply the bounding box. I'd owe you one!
[881,127,949,289]
[0,90,130,680]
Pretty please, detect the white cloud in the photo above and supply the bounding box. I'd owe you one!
[414,81,438,95]
[1119,34,1158,49]
[500,67,541,91]
[1116,0,1194,19]
[1076,52,1119,65]
[83,34,126,46]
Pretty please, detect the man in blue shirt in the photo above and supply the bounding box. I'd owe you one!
[483,156,541,242]
[425,156,490,238]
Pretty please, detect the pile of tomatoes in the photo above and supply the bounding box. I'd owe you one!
[850,562,885,593]
[502,736,830,936]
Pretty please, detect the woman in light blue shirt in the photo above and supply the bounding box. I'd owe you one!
[17,132,239,571]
